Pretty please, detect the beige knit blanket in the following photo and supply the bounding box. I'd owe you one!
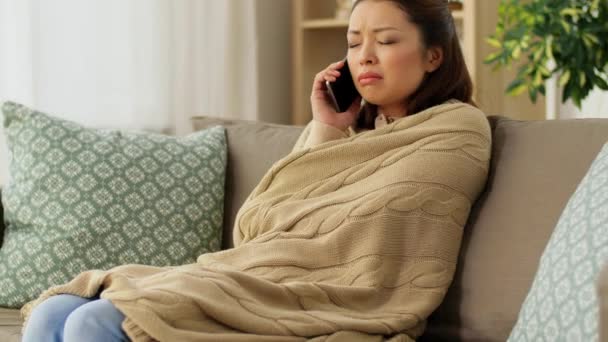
[22,102,491,341]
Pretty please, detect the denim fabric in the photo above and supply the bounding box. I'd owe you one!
[22,294,128,342]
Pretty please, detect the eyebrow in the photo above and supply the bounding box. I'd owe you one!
[347,27,400,35]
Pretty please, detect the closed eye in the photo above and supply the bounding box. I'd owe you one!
[348,41,395,48]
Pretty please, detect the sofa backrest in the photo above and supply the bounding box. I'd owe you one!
[193,115,608,341]
[0,115,604,338]
[191,117,304,249]
[422,116,608,341]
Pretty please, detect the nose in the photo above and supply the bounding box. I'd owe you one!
[357,41,378,65]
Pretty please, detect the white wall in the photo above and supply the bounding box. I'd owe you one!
[559,88,608,120]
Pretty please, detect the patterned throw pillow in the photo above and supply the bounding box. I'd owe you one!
[0,101,227,308]
[508,143,608,341]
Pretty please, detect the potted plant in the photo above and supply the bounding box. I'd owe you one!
[484,0,608,108]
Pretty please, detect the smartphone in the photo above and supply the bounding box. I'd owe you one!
[325,60,360,113]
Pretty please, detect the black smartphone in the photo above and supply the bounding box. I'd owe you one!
[325,60,360,113]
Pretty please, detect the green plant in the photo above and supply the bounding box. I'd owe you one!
[484,0,608,107]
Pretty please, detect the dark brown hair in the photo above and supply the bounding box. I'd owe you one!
[352,0,475,129]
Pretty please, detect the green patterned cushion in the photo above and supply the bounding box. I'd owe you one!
[508,143,608,341]
[0,101,227,308]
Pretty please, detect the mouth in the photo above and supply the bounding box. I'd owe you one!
[358,72,383,86]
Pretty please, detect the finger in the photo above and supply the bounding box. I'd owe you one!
[324,68,340,80]
[332,60,345,68]
[313,72,328,91]
[315,71,326,82]
[328,60,345,70]
[321,64,342,80]
[313,64,342,92]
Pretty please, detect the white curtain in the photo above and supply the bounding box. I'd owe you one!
[0,0,292,185]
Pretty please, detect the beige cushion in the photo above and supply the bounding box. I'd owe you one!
[0,308,22,342]
[422,116,608,341]
[191,117,304,249]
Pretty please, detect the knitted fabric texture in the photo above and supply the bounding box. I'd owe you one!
[21,102,491,341]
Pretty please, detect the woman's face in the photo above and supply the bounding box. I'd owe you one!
[347,0,441,114]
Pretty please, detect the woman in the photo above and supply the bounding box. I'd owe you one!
[306,0,473,143]
[23,1,491,341]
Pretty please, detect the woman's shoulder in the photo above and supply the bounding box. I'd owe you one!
[443,99,482,114]
[410,99,491,141]
[439,99,487,120]
[443,99,491,140]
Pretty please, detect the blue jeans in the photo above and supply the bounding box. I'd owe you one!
[22,294,129,342]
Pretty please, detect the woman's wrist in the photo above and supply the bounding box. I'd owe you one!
[313,118,351,133]
[312,119,350,134]
[300,120,350,148]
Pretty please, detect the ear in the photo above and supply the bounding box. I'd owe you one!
[425,46,443,73]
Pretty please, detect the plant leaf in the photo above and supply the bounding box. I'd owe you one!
[528,86,538,103]
[512,45,522,59]
[585,33,599,45]
[594,74,608,90]
[486,37,502,48]
[559,70,571,87]
[560,20,571,34]
[484,51,504,65]
[545,37,555,61]
[506,78,528,96]
[560,8,580,18]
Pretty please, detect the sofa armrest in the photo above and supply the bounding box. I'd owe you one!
[599,262,608,342]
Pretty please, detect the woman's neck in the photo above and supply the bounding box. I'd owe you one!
[378,103,408,118]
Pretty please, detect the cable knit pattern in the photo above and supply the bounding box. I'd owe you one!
[21,102,491,341]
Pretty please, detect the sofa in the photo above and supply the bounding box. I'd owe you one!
[0,114,607,341]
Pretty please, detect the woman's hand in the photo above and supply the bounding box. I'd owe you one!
[310,60,362,131]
